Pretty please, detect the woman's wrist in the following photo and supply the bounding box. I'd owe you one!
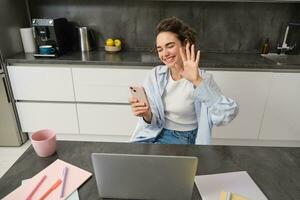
[192,76,202,87]
[143,111,152,124]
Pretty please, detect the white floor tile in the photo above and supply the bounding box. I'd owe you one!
[0,141,31,178]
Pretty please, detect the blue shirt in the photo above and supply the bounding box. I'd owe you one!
[130,65,239,145]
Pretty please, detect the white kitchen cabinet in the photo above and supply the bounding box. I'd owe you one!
[207,71,272,139]
[259,72,300,141]
[16,102,79,134]
[72,67,150,103]
[77,103,137,136]
[7,66,75,101]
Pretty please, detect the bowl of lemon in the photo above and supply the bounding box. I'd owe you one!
[105,38,122,52]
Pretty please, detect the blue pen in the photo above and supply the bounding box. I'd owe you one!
[60,167,68,198]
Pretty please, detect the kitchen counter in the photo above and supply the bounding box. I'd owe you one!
[6,51,300,72]
[0,141,299,200]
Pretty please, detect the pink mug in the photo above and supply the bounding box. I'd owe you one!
[30,129,56,157]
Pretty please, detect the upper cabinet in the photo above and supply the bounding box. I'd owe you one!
[7,66,75,101]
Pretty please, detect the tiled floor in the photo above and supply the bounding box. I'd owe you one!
[0,141,31,178]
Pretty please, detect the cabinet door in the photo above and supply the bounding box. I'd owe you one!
[260,73,300,141]
[7,66,75,101]
[72,67,150,103]
[77,104,137,136]
[16,102,79,134]
[207,71,272,139]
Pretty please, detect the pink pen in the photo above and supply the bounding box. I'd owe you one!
[25,175,47,200]
[60,167,68,198]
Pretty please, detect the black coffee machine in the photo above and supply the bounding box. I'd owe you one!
[32,18,77,57]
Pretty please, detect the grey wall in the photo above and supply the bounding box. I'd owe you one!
[28,0,300,53]
[0,0,30,57]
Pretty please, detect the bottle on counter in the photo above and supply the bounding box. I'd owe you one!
[260,38,270,54]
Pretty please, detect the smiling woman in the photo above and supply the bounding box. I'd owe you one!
[129,17,239,145]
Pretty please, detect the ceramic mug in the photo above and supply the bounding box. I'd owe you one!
[39,45,55,54]
[30,129,56,157]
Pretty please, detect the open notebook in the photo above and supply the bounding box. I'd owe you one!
[195,171,268,200]
[3,159,92,200]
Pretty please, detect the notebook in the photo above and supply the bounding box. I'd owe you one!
[3,159,92,200]
[195,171,268,200]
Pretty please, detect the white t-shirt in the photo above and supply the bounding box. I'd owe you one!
[162,72,198,131]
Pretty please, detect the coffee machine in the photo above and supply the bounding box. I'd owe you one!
[32,18,77,57]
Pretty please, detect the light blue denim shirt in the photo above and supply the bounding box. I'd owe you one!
[130,65,239,145]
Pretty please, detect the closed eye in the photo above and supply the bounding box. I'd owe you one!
[166,43,175,48]
[156,42,175,52]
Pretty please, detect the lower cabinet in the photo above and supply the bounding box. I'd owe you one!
[10,64,300,145]
[77,104,137,136]
[72,67,150,103]
[16,102,79,134]
[259,73,300,141]
[207,71,272,139]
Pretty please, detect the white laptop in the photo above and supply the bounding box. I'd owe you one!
[91,153,198,200]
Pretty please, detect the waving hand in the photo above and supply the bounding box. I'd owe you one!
[177,43,202,86]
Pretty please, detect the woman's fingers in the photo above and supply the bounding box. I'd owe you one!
[129,97,149,117]
[195,50,201,65]
[128,97,138,103]
[133,106,149,116]
[134,109,148,116]
[134,104,148,110]
[185,43,191,60]
[191,44,195,61]
[132,102,147,108]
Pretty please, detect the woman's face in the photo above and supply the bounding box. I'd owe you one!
[156,31,183,68]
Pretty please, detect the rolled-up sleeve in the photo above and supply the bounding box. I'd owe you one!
[194,73,239,126]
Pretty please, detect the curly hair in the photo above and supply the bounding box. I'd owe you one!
[155,17,196,45]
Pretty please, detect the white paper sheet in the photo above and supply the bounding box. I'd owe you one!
[195,171,268,200]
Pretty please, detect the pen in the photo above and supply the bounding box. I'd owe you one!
[38,179,62,200]
[60,167,69,198]
[226,192,231,200]
[25,175,47,200]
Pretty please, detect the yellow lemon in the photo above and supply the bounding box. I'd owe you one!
[106,38,114,46]
[114,39,121,47]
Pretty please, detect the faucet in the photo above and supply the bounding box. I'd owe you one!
[277,23,300,54]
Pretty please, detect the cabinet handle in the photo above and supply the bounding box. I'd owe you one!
[2,77,11,103]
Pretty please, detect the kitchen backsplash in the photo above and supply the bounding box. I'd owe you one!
[28,0,300,53]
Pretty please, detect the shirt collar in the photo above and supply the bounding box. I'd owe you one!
[157,65,168,74]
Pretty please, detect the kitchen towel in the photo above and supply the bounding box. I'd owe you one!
[20,27,37,53]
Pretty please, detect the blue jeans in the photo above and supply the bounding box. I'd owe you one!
[136,128,197,145]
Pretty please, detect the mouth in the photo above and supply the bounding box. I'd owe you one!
[163,56,176,64]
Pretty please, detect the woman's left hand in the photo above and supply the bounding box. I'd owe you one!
[178,43,202,87]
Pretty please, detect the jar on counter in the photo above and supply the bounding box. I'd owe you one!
[261,38,270,54]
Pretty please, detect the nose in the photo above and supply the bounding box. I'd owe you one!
[161,48,169,58]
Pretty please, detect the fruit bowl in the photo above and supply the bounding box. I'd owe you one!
[105,45,121,53]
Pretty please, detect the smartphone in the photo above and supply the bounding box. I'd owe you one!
[129,86,150,107]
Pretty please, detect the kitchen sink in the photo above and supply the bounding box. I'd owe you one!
[261,53,300,65]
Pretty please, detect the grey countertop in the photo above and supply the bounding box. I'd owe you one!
[0,141,299,200]
[6,50,300,72]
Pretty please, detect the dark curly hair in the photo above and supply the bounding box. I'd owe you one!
[155,17,196,48]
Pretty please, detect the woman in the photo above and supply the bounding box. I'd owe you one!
[129,17,238,145]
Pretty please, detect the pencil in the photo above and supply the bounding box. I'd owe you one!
[38,179,62,200]
[60,167,68,198]
[25,175,47,200]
